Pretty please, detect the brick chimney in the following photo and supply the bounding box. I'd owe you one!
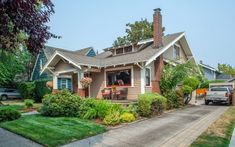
[152,8,164,94]
[153,8,163,48]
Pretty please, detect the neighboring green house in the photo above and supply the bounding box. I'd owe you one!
[31,46,96,90]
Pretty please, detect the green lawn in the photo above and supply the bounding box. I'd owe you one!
[0,105,24,111]
[1,100,42,112]
[0,115,107,147]
[191,107,235,147]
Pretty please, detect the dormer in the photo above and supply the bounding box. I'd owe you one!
[104,44,136,56]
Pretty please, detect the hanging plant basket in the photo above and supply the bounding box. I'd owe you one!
[80,77,92,88]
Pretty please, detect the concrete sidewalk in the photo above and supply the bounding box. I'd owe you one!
[62,105,228,147]
[0,128,42,147]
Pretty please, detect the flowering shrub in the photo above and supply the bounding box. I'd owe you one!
[80,77,92,88]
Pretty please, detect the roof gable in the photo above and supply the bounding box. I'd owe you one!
[41,32,196,74]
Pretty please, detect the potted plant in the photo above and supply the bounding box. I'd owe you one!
[80,77,92,88]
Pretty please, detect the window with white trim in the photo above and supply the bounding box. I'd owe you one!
[61,79,67,89]
[106,69,131,86]
[145,68,151,86]
[173,45,180,59]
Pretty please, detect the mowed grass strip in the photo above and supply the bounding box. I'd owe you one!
[0,105,24,111]
[0,115,107,147]
[191,107,235,147]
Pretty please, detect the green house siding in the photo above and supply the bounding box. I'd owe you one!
[31,51,52,81]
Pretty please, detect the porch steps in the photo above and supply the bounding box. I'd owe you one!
[110,100,137,106]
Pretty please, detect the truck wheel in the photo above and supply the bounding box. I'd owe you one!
[205,100,209,105]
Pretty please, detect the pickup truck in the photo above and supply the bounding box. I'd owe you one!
[205,87,233,105]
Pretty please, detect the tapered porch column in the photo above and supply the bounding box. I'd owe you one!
[52,74,58,94]
[77,71,85,97]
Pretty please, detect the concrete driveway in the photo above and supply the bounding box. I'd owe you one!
[63,104,228,147]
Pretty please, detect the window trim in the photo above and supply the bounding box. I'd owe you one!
[104,66,134,87]
[145,67,151,87]
[57,76,73,91]
[40,59,43,70]
[173,45,180,59]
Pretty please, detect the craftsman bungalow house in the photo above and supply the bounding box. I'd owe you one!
[32,9,196,100]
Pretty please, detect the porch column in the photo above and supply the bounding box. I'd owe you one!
[77,71,85,97]
[140,68,145,94]
[52,74,58,94]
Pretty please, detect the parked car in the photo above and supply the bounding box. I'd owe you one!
[205,87,233,105]
[0,88,22,100]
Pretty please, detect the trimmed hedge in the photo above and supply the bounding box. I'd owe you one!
[18,82,35,99]
[40,89,82,117]
[138,93,167,117]
[35,80,51,102]
[18,80,51,102]
[0,108,21,122]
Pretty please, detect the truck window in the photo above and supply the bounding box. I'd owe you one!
[211,88,227,91]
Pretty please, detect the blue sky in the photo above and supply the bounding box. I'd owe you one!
[47,0,235,68]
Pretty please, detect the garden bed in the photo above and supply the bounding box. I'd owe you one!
[0,115,107,147]
[1,100,41,113]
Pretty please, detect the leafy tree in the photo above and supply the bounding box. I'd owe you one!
[0,0,58,54]
[0,49,32,86]
[113,19,153,46]
[160,62,202,108]
[218,63,235,77]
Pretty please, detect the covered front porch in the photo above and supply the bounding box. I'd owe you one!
[41,52,101,98]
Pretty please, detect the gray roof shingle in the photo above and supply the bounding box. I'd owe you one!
[45,32,184,68]
[43,46,93,60]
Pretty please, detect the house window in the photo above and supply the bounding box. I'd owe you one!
[61,79,67,89]
[106,69,131,86]
[116,48,124,55]
[124,46,132,53]
[58,78,72,90]
[173,45,180,59]
[145,68,151,86]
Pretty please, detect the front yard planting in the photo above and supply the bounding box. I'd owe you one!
[0,115,106,147]
[1,100,41,113]
[191,107,235,147]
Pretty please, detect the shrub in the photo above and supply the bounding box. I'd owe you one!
[182,85,193,95]
[183,77,200,90]
[102,103,125,125]
[40,89,82,117]
[35,80,51,102]
[120,112,135,122]
[138,93,167,117]
[199,80,226,89]
[123,104,138,117]
[79,98,111,119]
[0,108,21,122]
[24,99,34,108]
[164,90,183,109]
[18,82,35,99]
[103,110,120,125]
